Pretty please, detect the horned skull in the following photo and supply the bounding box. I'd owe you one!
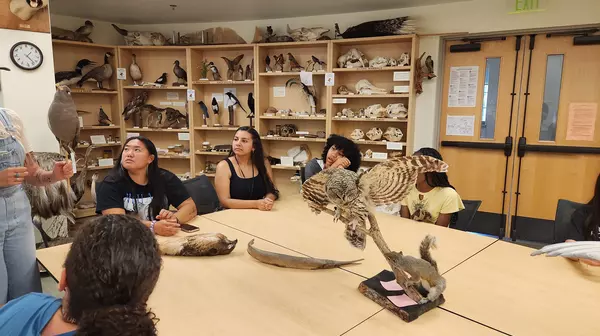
[10,0,48,21]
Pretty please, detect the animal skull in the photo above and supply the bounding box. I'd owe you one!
[366,127,383,141]
[398,52,410,66]
[341,108,355,117]
[287,25,330,41]
[364,149,373,158]
[369,56,392,68]
[386,103,408,118]
[384,127,404,142]
[350,129,365,141]
[364,104,388,118]
[10,0,48,21]
[355,79,388,95]
[337,48,369,68]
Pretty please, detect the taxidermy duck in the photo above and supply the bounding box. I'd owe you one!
[338,17,416,39]
[173,60,187,85]
[55,59,96,87]
[77,52,114,89]
[48,85,79,154]
[130,54,143,86]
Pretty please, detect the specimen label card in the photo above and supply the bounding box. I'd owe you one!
[273,87,286,97]
[325,73,335,86]
[178,133,190,141]
[300,71,313,86]
[117,68,126,80]
[187,89,195,101]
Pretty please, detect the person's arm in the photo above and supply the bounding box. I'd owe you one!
[437,189,464,228]
[158,170,197,223]
[303,158,322,182]
[566,206,588,241]
[23,152,73,187]
[400,205,410,219]
[215,160,260,209]
[435,213,452,227]
[264,159,278,203]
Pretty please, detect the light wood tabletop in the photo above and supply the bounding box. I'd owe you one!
[442,240,600,336]
[203,196,498,278]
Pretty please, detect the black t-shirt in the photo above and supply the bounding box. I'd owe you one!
[568,204,598,241]
[96,168,190,221]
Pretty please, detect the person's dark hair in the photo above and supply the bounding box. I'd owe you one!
[64,215,162,335]
[321,134,361,172]
[107,136,166,219]
[584,173,600,240]
[229,126,279,199]
[414,147,455,190]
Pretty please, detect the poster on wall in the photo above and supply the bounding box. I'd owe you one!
[448,66,479,108]
[566,103,597,141]
[0,0,50,33]
[446,115,475,136]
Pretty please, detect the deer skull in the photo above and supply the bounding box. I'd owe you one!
[10,0,48,21]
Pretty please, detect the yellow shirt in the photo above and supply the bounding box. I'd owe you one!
[400,186,465,224]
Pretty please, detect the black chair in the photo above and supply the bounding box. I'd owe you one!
[300,166,307,184]
[183,175,220,215]
[451,200,482,231]
[553,199,585,243]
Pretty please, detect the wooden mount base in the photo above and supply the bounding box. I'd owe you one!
[358,270,445,322]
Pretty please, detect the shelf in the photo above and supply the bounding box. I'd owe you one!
[192,80,254,85]
[333,66,411,72]
[86,165,114,171]
[119,45,189,51]
[195,151,229,156]
[196,172,216,178]
[74,207,97,219]
[158,155,191,160]
[261,136,326,143]
[70,89,118,95]
[194,126,239,131]
[126,128,189,133]
[332,94,410,99]
[52,39,116,49]
[361,158,386,163]
[259,72,326,77]
[81,126,120,130]
[260,115,326,121]
[271,165,300,171]
[123,85,188,90]
[333,117,408,123]
[76,143,122,149]
[355,140,407,146]
[189,44,253,51]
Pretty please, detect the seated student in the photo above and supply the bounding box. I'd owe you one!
[0,215,162,336]
[566,173,600,266]
[303,134,361,182]
[400,147,464,227]
[215,126,279,211]
[96,136,196,236]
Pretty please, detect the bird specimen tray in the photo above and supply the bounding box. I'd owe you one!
[359,270,445,322]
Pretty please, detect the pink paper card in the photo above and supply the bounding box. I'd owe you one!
[380,280,404,291]
[387,294,418,308]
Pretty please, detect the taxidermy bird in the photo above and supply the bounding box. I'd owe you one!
[75,20,94,38]
[208,62,222,81]
[89,173,99,204]
[221,55,244,81]
[173,60,188,85]
[302,155,448,249]
[245,64,253,81]
[198,101,209,126]
[48,85,79,154]
[273,54,285,72]
[265,55,272,72]
[531,241,600,262]
[71,146,95,205]
[287,53,304,72]
[55,59,96,87]
[307,56,326,72]
[225,92,247,114]
[339,17,416,39]
[122,91,149,120]
[98,106,112,126]
[247,93,255,127]
[211,97,219,115]
[155,73,168,86]
[286,78,317,115]
[130,54,143,86]
[425,55,436,79]
[77,52,114,89]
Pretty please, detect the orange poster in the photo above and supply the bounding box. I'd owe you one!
[566,103,597,141]
[0,0,50,33]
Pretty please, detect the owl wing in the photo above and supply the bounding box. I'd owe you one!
[301,168,337,213]
[531,241,600,261]
[358,155,449,206]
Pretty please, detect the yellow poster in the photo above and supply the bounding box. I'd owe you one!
[566,103,597,141]
[0,0,50,33]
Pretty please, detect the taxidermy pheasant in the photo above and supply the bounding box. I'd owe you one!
[302,155,448,249]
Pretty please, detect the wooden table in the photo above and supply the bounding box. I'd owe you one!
[204,197,497,277]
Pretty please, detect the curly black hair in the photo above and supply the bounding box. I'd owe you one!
[64,215,162,336]
[321,134,362,172]
[414,147,455,190]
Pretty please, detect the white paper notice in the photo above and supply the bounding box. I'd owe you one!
[98,158,114,167]
[273,87,286,98]
[280,156,294,166]
[300,71,313,86]
[333,98,347,104]
[187,89,196,101]
[116,68,126,80]
[159,101,172,106]
[446,115,475,136]
[325,72,335,86]
[566,103,597,141]
[90,135,107,145]
[448,66,479,107]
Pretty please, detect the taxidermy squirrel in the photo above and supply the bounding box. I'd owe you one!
[385,235,446,303]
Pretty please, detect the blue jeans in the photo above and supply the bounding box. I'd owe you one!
[0,186,42,304]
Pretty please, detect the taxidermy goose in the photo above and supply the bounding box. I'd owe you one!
[55,59,96,87]
[130,54,142,86]
[48,85,79,154]
[77,52,114,89]
[531,241,600,262]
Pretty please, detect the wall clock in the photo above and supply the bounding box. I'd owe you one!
[10,41,44,71]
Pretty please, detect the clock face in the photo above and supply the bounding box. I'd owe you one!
[10,42,44,71]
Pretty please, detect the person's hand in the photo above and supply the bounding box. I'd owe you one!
[0,167,28,187]
[331,157,350,169]
[53,161,74,180]
[156,209,177,221]
[257,198,274,211]
[153,220,180,236]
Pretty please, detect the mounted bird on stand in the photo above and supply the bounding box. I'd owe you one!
[76,52,114,90]
[414,52,436,95]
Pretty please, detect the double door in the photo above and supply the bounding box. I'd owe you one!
[440,33,600,242]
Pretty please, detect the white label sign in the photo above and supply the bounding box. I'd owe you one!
[325,72,335,86]
[78,116,83,128]
[178,133,190,141]
[173,101,186,107]
[386,142,404,150]
[117,68,126,80]
[98,158,114,167]
[167,92,179,100]
[372,152,388,160]
[280,156,294,166]
[300,71,313,86]
[393,71,411,81]
[90,135,107,145]
[273,87,286,98]
[393,85,410,93]
[159,101,172,106]
[333,98,347,104]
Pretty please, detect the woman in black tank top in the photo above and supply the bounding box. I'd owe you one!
[215,127,279,210]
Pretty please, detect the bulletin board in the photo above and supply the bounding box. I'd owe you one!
[0,0,50,33]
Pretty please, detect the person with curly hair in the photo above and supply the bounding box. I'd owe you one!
[0,215,162,335]
[303,134,362,182]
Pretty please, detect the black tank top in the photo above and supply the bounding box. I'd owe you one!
[225,158,267,200]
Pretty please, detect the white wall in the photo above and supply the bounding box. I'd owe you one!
[0,29,58,153]
[50,14,123,45]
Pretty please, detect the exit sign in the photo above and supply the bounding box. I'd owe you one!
[510,0,545,14]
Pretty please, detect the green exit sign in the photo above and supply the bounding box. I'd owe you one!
[510,0,545,13]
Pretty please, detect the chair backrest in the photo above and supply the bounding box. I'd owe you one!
[554,199,585,243]
[183,175,220,215]
[452,200,482,231]
[300,166,307,184]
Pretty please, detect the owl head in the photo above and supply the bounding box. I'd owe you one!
[324,169,361,205]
